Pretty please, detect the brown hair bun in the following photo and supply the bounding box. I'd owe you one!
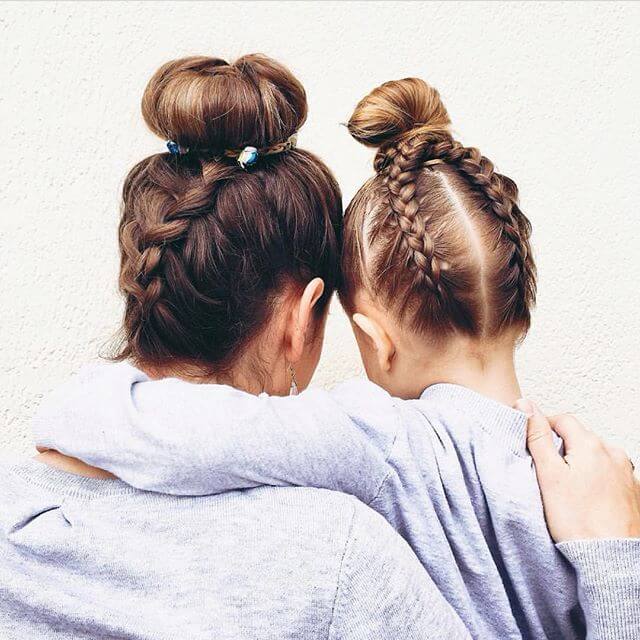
[141,54,307,153]
[115,54,342,380]
[347,77,451,148]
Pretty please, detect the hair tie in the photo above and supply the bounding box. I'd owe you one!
[165,133,297,167]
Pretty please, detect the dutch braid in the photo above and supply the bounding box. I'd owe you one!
[344,77,537,338]
[375,135,444,296]
[119,156,230,339]
[113,55,343,377]
[424,135,536,323]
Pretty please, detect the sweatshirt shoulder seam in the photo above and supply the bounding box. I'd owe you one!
[366,398,404,506]
[326,501,358,640]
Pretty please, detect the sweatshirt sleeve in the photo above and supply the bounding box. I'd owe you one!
[556,538,640,640]
[32,363,399,500]
[330,501,471,640]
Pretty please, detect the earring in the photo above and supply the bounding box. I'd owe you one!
[288,363,299,396]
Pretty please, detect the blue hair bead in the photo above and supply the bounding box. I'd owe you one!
[166,140,181,155]
[237,146,259,170]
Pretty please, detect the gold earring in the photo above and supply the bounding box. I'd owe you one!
[288,363,298,396]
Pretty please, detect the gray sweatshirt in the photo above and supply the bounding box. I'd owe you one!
[34,363,640,639]
[0,458,471,639]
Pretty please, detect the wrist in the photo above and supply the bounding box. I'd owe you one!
[557,538,640,639]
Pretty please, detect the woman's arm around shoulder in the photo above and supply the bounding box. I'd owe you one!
[520,400,640,640]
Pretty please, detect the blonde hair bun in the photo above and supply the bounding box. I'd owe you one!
[347,77,451,148]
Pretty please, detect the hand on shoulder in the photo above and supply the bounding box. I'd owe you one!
[516,399,640,542]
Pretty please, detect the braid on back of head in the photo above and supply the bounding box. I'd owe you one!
[374,134,444,297]
[370,128,536,334]
[118,154,233,355]
[422,135,536,328]
[114,53,344,377]
[345,76,537,339]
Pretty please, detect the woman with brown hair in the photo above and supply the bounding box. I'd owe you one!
[33,72,640,638]
[4,57,638,639]
[0,55,473,639]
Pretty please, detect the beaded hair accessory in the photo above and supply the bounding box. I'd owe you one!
[166,133,298,170]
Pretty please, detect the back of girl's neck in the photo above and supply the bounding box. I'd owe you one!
[400,336,522,407]
[423,360,522,407]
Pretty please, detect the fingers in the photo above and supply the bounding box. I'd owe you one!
[547,414,595,455]
[516,399,563,474]
[607,444,630,465]
[606,444,637,479]
[549,415,635,477]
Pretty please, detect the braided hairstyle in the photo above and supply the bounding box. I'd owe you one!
[116,54,342,376]
[342,78,536,339]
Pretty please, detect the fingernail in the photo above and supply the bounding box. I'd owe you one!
[515,398,535,417]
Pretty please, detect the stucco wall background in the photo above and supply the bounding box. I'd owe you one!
[1,1,638,460]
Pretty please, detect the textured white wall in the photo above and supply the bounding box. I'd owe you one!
[1,1,638,459]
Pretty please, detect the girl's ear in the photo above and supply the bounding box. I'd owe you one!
[286,278,325,364]
[352,312,395,372]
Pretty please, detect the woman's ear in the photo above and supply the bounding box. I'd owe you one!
[352,312,395,372]
[286,278,325,364]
